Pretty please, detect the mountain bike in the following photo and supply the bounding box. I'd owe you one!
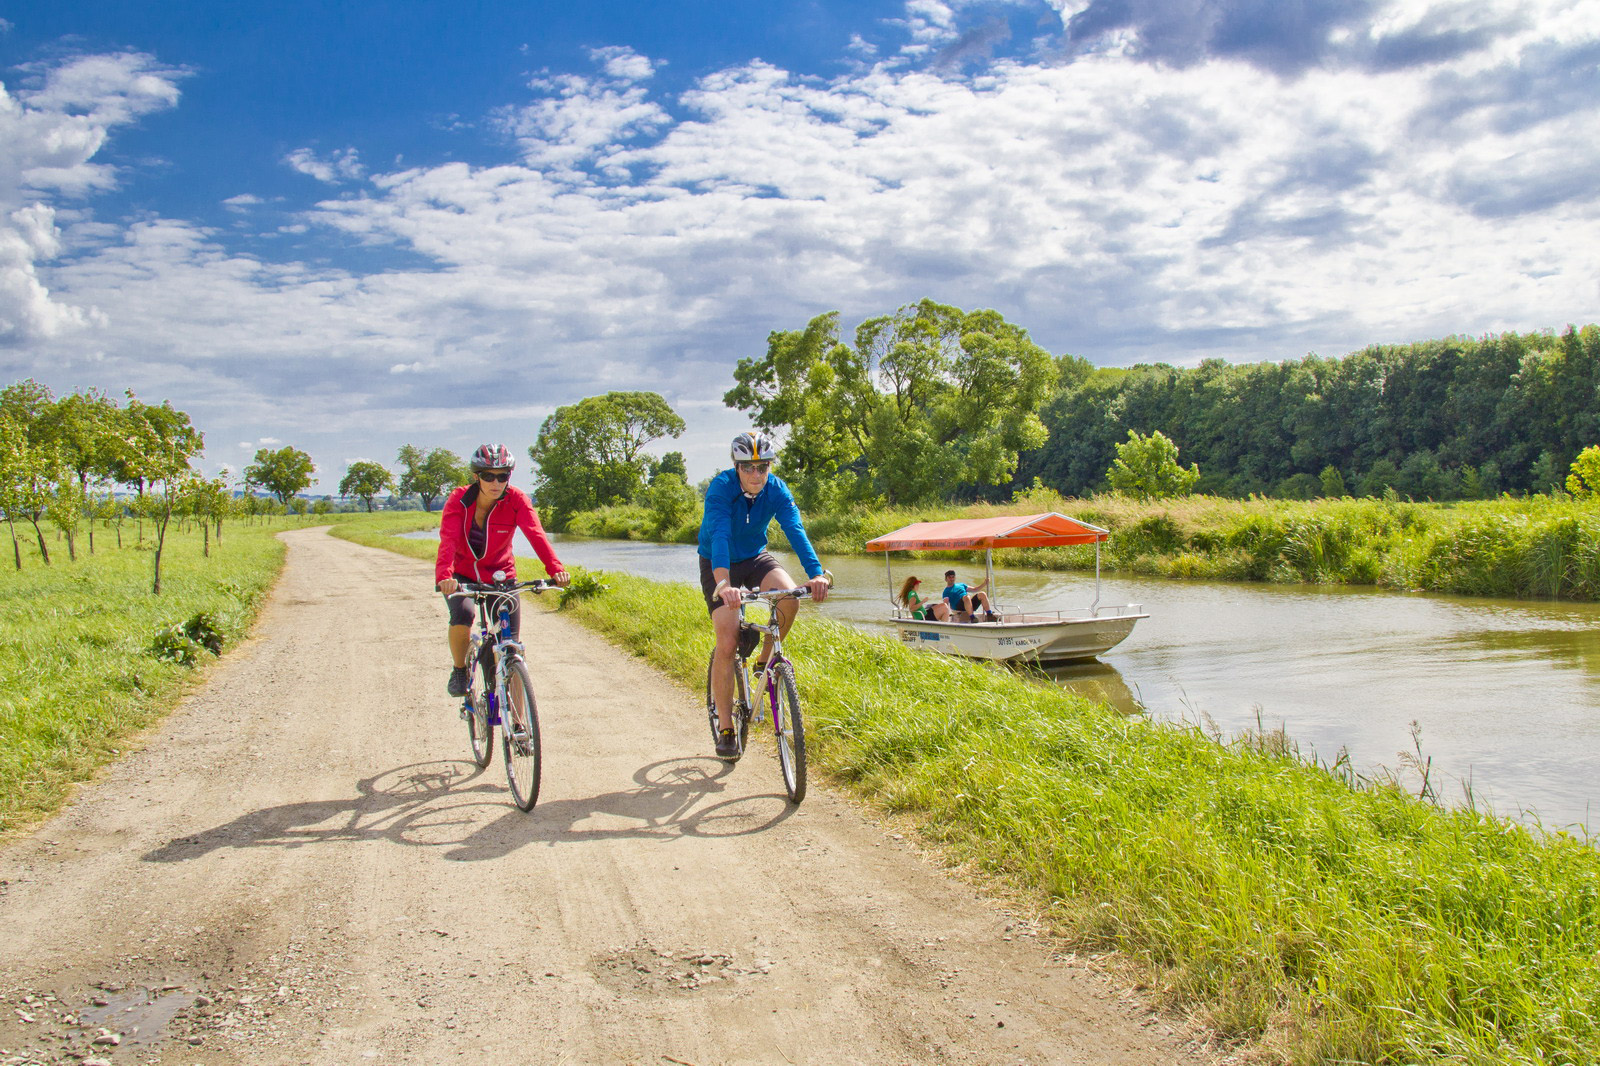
[450,573,558,811]
[704,578,829,804]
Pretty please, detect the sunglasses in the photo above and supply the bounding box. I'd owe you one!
[737,461,772,474]
[478,471,512,483]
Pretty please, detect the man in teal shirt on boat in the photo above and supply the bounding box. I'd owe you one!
[698,431,830,759]
[942,569,997,621]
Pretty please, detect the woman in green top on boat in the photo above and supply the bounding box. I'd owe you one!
[898,575,950,621]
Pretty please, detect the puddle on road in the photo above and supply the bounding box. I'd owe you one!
[78,981,194,1047]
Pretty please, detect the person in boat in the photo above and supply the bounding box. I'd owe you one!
[941,568,998,622]
[435,444,570,698]
[898,576,950,621]
[699,431,830,760]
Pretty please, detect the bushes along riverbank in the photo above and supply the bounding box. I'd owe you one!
[561,490,1600,601]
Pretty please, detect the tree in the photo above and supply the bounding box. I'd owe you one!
[244,446,316,506]
[185,475,232,556]
[642,471,697,536]
[339,460,395,512]
[396,445,465,511]
[1107,430,1200,500]
[1567,445,1600,497]
[726,300,1058,506]
[0,380,63,564]
[119,396,204,593]
[38,389,122,554]
[1318,465,1348,498]
[530,392,686,526]
[651,450,687,483]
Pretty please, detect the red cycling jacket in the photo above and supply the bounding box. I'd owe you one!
[434,482,564,586]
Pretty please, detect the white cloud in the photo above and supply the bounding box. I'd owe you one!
[284,147,366,183]
[588,45,657,82]
[14,2,1600,482]
[0,52,182,345]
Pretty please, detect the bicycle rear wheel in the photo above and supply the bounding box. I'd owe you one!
[770,661,806,804]
[466,654,493,769]
[501,658,542,811]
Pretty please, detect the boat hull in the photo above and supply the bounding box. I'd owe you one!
[891,612,1146,664]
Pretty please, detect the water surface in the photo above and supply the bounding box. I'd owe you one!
[411,528,1600,830]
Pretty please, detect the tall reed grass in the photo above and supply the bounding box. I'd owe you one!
[0,523,285,836]
[553,570,1600,1065]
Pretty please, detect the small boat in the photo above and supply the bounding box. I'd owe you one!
[865,513,1147,664]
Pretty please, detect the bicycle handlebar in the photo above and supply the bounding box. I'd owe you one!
[448,579,560,600]
[732,570,835,603]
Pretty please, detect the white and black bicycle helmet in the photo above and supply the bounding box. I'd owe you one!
[469,443,516,472]
[730,431,778,464]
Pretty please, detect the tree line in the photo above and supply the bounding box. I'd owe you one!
[1018,325,1600,501]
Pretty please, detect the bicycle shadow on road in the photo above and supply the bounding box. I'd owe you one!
[440,756,801,861]
[140,756,799,864]
[140,760,503,862]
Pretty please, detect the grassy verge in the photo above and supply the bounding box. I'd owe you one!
[324,510,439,560]
[546,569,1598,1065]
[0,521,289,838]
[562,490,1600,601]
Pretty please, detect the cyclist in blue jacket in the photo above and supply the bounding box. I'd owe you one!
[699,431,829,759]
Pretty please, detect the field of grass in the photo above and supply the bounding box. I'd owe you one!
[562,490,1600,601]
[0,518,292,838]
[538,568,1599,1065]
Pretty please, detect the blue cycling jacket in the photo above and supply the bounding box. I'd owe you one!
[697,470,823,579]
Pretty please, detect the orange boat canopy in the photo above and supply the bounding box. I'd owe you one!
[864,512,1110,552]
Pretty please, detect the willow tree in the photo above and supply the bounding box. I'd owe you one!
[726,300,1058,506]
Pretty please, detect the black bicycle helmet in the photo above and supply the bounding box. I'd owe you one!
[469,443,516,472]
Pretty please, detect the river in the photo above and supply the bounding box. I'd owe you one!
[409,529,1600,831]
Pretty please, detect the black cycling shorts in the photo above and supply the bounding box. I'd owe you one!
[698,552,783,617]
[443,574,522,639]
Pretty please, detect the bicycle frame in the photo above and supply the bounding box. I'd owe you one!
[732,596,792,730]
[468,589,525,725]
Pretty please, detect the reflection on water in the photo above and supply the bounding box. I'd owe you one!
[404,528,1600,830]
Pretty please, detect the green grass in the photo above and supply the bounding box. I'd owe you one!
[324,509,439,559]
[544,568,1600,1065]
[0,519,289,837]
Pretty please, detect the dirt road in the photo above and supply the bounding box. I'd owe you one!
[0,528,1205,1065]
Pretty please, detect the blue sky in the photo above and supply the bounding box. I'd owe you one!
[3,0,1598,489]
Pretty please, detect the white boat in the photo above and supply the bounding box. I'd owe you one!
[865,513,1147,664]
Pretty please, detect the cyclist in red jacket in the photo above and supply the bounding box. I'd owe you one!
[435,444,569,697]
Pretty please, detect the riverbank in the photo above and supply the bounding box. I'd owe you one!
[0,521,289,838]
[336,514,1600,1064]
[565,490,1600,602]
[555,569,1599,1065]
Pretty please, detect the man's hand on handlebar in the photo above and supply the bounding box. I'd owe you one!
[438,577,459,596]
[807,574,831,603]
[551,570,571,588]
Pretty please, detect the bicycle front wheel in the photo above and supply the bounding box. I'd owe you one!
[466,657,493,769]
[770,661,806,804]
[501,658,542,811]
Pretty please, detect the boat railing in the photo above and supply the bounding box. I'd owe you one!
[890,602,1145,623]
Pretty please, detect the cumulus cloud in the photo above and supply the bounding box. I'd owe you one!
[14,1,1600,480]
[0,52,183,345]
[284,147,366,183]
[589,45,657,82]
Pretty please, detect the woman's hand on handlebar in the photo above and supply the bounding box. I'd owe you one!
[807,574,831,603]
[551,570,571,588]
[438,577,459,596]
